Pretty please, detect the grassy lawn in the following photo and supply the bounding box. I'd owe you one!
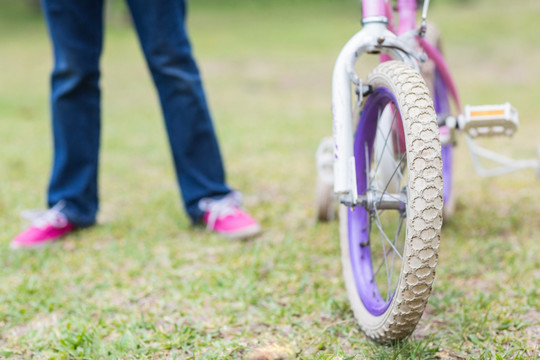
[0,0,538,358]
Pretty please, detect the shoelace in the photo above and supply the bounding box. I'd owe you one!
[21,201,68,229]
[198,192,242,230]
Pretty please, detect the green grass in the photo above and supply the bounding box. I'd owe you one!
[1,0,539,358]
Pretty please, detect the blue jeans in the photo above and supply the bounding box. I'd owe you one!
[41,0,231,226]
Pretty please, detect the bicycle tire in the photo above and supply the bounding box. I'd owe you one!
[340,61,443,342]
[421,23,456,222]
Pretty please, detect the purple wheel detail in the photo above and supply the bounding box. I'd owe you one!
[348,87,400,316]
[434,70,453,205]
[441,144,452,203]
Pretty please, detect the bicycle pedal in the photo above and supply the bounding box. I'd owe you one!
[459,103,518,137]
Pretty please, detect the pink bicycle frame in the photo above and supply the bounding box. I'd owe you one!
[361,0,388,18]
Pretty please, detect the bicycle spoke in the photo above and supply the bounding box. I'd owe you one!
[387,214,404,301]
[379,152,407,203]
[372,209,403,260]
[374,105,405,191]
[372,247,390,279]
[372,203,391,297]
[370,209,405,300]
[371,104,398,184]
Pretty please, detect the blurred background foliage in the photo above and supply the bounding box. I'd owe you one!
[8,0,474,20]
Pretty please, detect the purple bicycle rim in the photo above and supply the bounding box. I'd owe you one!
[434,70,452,204]
[348,87,399,316]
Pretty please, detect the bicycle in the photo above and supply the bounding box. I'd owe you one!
[316,0,540,343]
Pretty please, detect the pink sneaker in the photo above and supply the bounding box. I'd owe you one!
[10,202,75,250]
[199,192,261,239]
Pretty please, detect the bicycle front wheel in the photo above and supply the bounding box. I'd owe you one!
[340,61,443,342]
